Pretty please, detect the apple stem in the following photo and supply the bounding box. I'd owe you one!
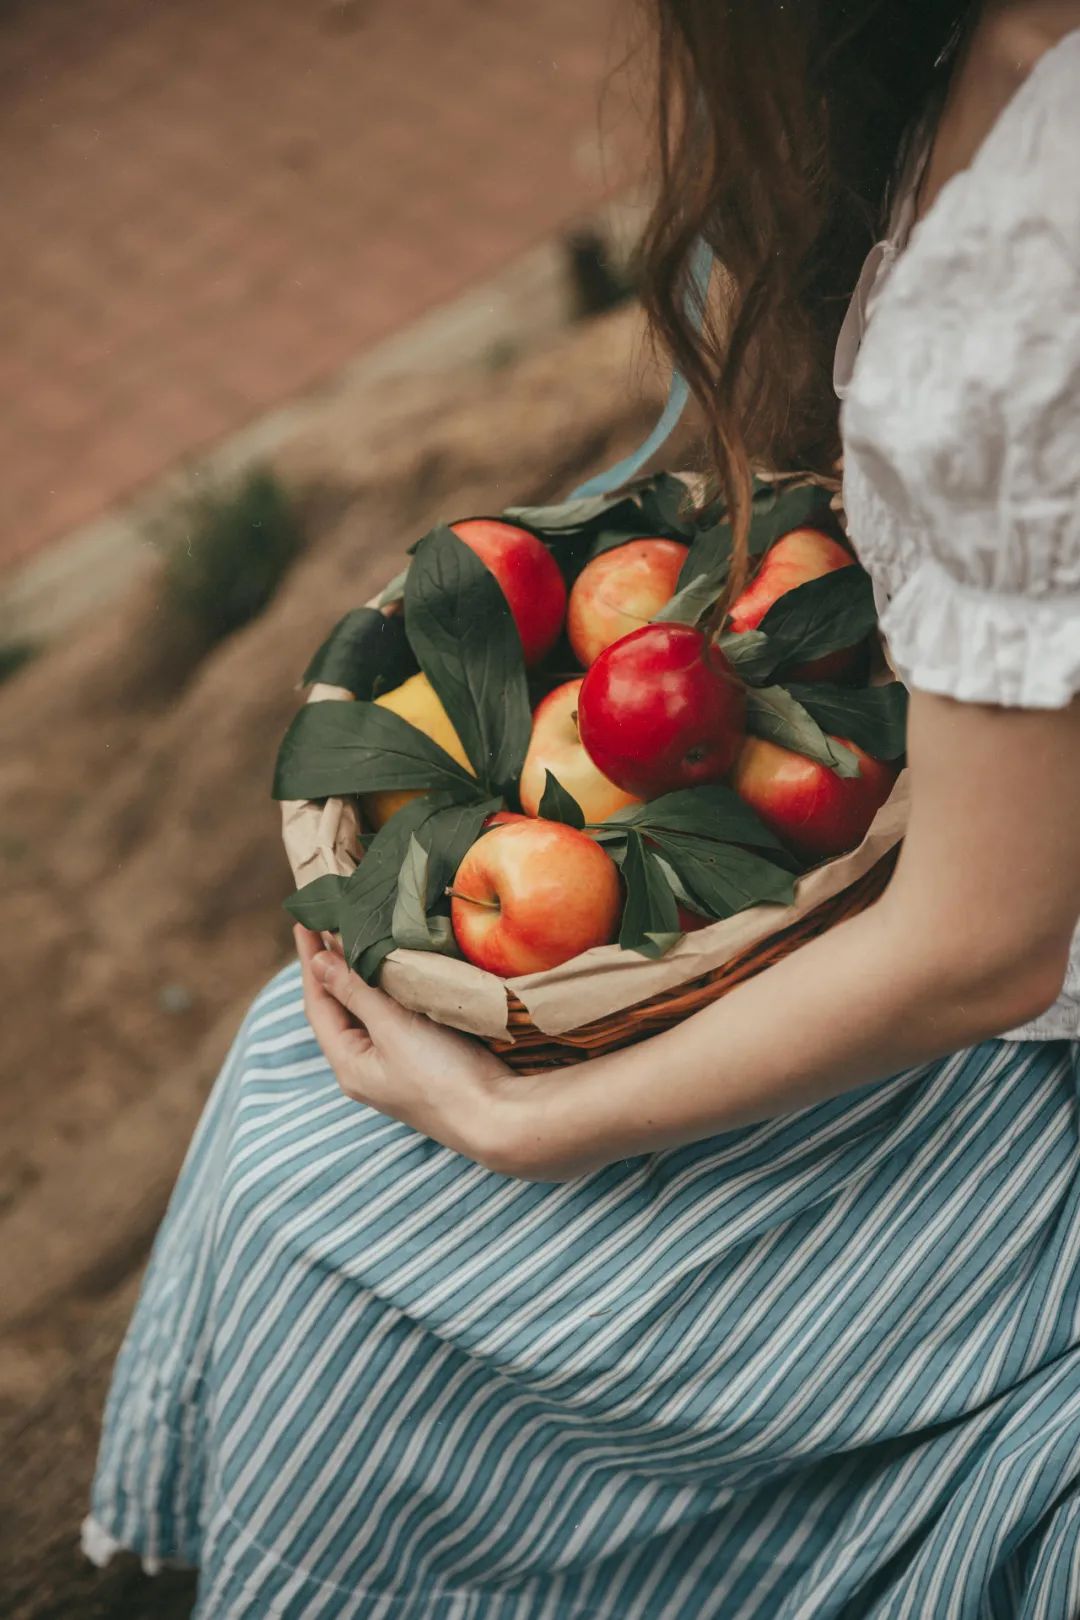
[444,887,500,911]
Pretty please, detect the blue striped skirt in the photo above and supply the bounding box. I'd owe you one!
[86,963,1080,1618]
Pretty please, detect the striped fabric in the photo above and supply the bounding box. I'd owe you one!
[86,963,1080,1618]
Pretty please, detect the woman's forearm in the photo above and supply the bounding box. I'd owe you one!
[503,694,1080,1182]
[505,888,1065,1180]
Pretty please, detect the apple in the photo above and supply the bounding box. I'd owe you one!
[449,819,621,975]
[676,904,710,933]
[731,734,897,861]
[520,678,640,822]
[727,527,861,681]
[361,672,473,831]
[567,538,689,667]
[577,623,745,798]
[450,518,567,667]
[483,810,529,831]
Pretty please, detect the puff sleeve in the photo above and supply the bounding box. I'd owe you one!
[841,56,1080,709]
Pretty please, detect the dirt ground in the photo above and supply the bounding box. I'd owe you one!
[0,307,670,1616]
[1,0,629,567]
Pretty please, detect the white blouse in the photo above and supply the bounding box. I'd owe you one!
[836,30,1080,1042]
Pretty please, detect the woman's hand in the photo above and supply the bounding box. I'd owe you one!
[295,925,522,1173]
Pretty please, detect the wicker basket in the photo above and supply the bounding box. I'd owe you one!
[490,852,895,1070]
[282,679,903,1075]
[281,446,906,1070]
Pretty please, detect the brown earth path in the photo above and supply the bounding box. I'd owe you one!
[1,0,635,572]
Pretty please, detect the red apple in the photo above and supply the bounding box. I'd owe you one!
[451,518,567,667]
[676,904,710,933]
[449,819,621,976]
[520,678,640,822]
[577,623,746,798]
[567,538,689,666]
[728,527,860,681]
[731,734,897,861]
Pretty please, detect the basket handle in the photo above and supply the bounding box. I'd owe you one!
[570,238,714,499]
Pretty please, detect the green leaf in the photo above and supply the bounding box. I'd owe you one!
[756,565,876,667]
[282,873,347,932]
[636,932,685,959]
[389,799,497,956]
[356,937,396,983]
[415,916,458,954]
[421,797,502,901]
[595,830,629,862]
[391,835,461,955]
[338,793,459,979]
[674,480,833,594]
[652,853,704,912]
[650,831,796,920]
[716,628,778,684]
[745,480,834,557]
[301,607,416,697]
[537,770,585,829]
[273,699,477,801]
[598,783,786,852]
[502,491,642,534]
[618,829,682,956]
[375,567,410,609]
[585,526,666,560]
[784,680,909,760]
[652,569,726,627]
[503,474,703,545]
[636,472,697,539]
[391,835,436,949]
[716,567,873,689]
[744,686,861,778]
[674,521,733,593]
[404,525,531,796]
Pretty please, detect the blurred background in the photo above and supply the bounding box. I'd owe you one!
[0,2,674,1614]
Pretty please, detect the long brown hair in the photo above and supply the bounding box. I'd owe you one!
[640,0,977,596]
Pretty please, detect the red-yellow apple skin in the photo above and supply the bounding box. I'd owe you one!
[520,679,641,821]
[450,518,567,667]
[567,537,689,667]
[731,734,897,861]
[728,527,860,682]
[578,623,746,798]
[450,820,621,976]
[483,811,529,831]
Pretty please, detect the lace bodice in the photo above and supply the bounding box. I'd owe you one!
[835,30,1080,1041]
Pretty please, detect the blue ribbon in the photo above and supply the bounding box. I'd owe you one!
[571,238,714,499]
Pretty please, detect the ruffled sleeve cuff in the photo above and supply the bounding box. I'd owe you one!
[880,558,1080,710]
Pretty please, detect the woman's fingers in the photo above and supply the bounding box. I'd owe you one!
[296,926,380,1093]
[294,922,403,1039]
[296,927,353,1034]
[309,945,397,1031]
[294,924,326,972]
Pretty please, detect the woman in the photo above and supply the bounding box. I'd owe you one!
[86,2,1080,1614]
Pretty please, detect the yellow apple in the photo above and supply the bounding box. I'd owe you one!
[567,537,689,667]
[360,672,473,830]
[519,678,640,822]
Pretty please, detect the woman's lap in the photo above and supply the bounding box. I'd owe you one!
[87,964,1080,1617]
